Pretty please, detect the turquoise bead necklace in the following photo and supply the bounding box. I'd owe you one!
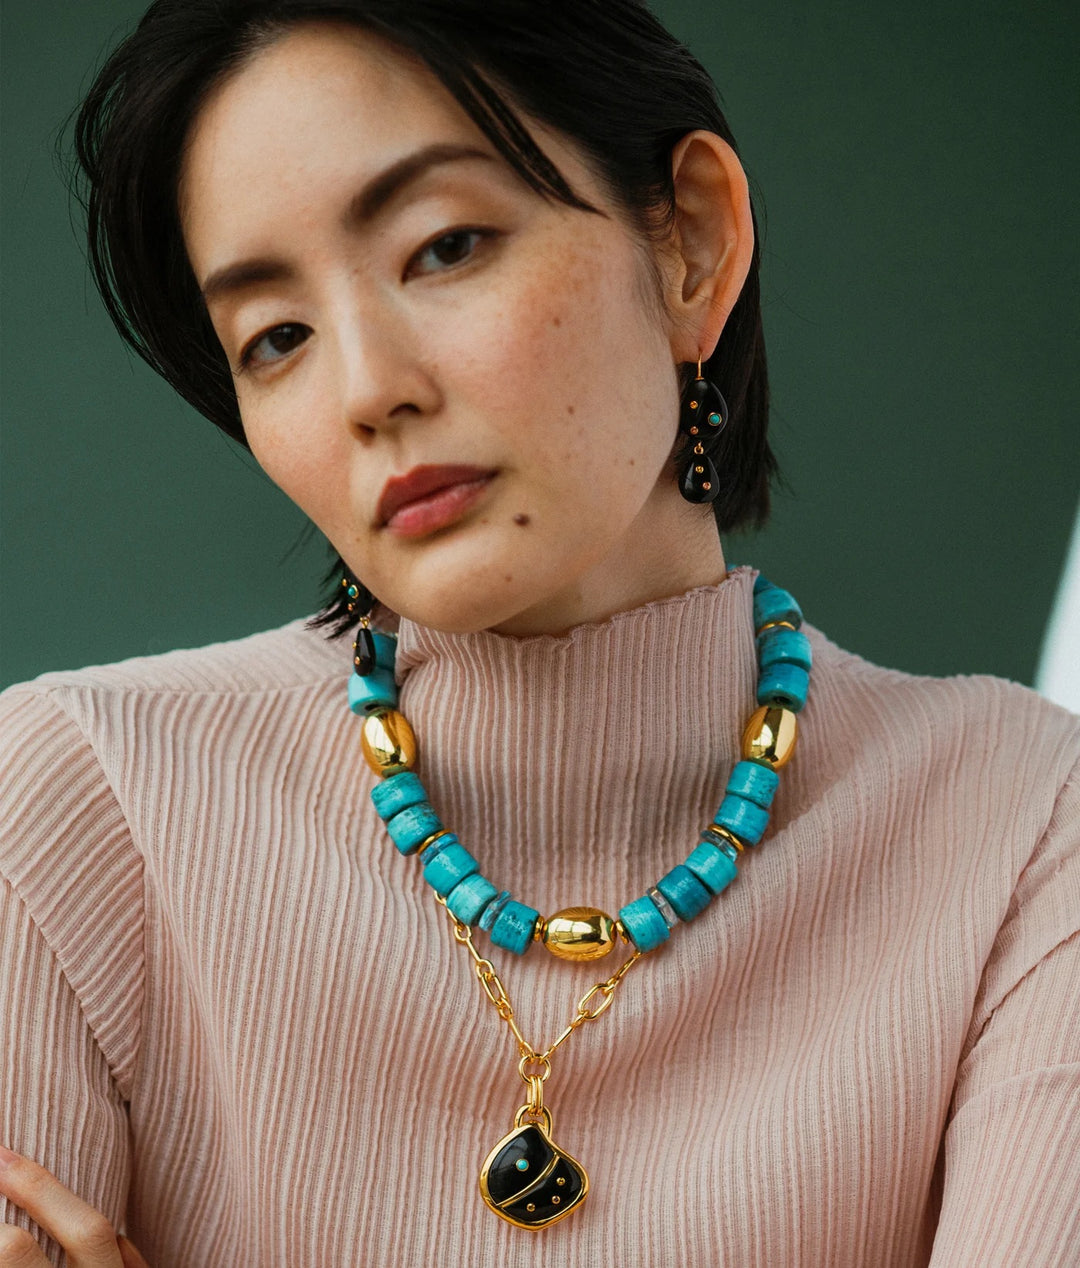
[346,572,811,1228]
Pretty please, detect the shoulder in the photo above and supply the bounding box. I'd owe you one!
[804,619,1080,756]
[798,620,1080,857]
[0,614,354,844]
[2,613,347,704]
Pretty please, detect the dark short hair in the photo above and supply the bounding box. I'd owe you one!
[73,0,776,634]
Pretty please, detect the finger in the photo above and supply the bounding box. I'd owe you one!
[0,1146,122,1267]
[0,1222,51,1266]
[116,1236,151,1268]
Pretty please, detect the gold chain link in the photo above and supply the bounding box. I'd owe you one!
[436,893,645,1069]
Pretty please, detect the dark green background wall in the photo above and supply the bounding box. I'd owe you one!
[2,1,1078,690]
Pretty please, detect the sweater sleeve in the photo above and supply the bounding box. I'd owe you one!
[929,748,1080,1265]
[0,683,143,1261]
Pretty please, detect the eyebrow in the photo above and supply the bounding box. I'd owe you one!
[198,142,496,306]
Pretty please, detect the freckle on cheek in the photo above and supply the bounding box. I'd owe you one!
[553,316,561,327]
[567,404,575,415]
[513,513,531,526]
[504,574,514,584]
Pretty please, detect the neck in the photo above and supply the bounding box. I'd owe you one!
[490,498,727,638]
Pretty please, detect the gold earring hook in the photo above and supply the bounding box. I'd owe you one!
[696,354,703,379]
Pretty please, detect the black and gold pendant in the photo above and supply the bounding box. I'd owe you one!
[479,1110,588,1228]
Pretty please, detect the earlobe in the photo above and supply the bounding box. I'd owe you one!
[666,130,755,363]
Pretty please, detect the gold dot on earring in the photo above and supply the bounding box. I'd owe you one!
[556,1177,566,1186]
[690,400,698,409]
[552,1196,561,1205]
[526,1202,535,1212]
[695,465,704,474]
[703,482,712,490]
[690,426,699,435]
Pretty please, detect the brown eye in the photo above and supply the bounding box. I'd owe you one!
[240,322,309,370]
[408,228,491,277]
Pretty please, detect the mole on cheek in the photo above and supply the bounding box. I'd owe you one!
[567,404,575,416]
[513,513,531,526]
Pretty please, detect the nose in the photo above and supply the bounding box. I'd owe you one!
[330,300,442,438]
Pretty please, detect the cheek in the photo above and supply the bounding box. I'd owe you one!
[237,391,339,524]
[450,231,658,468]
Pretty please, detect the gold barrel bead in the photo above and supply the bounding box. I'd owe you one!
[361,707,418,776]
[542,907,617,961]
[741,705,798,769]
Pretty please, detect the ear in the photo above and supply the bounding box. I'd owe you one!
[662,130,755,364]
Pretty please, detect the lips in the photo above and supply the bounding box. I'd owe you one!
[376,464,497,528]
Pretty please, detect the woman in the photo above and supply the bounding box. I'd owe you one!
[1,1,1077,1264]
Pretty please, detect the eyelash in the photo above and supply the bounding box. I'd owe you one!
[235,226,496,373]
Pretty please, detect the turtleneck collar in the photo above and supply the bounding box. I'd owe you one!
[390,566,759,916]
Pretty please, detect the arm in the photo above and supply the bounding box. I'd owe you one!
[0,684,143,1263]
[930,750,1080,1265]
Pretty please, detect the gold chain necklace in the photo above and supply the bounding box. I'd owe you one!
[435,889,644,1225]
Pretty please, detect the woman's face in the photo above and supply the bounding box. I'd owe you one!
[180,22,726,634]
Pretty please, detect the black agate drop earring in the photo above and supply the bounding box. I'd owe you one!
[342,575,377,673]
[677,355,728,504]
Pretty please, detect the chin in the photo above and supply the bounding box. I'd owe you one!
[391,596,523,636]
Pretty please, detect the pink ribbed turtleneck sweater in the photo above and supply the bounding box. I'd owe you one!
[2,567,1079,1266]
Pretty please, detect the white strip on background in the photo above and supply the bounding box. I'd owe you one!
[1036,498,1080,714]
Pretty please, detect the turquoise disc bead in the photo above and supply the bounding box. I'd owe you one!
[348,668,398,715]
[490,900,541,955]
[422,842,480,897]
[446,873,499,925]
[684,841,738,895]
[479,891,511,932]
[656,864,712,921]
[370,771,428,822]
[725,759,779,809]
[385,802,443,855]
[713,792,769,845]
[372,631,398,672]
[618,895,671,953]
[757,663,809,713]
[752,585,803,631]
[756,627,812,672]
[419,832,458,865]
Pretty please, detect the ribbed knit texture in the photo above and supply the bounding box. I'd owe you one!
[2,565,1078,1266]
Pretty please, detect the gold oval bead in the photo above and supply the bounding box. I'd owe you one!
[542,907,617,961]
[741,705,798,769]
[361,707,418,776]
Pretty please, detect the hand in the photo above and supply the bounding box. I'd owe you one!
[0,1145,149,1267]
